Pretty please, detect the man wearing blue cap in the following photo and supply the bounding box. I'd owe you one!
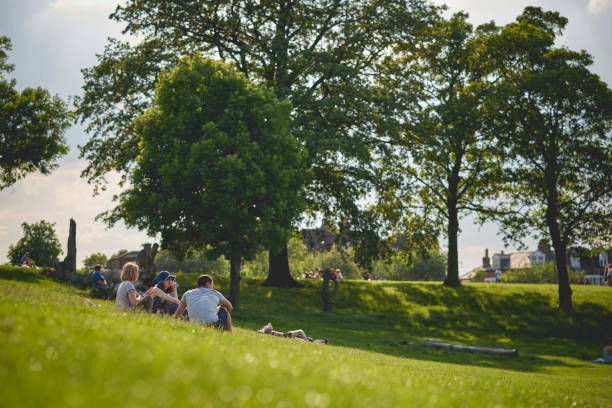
[148,271,180,314]
[173,274,233,331]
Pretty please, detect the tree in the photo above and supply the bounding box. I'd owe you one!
[110,249,128,259]
[378,13,502,286]
[107,56,306,309]
[0,36,71,189]
[7,220,63,267]
[74,0,439,286]
[82,252,108,269]
[482,7,612,310]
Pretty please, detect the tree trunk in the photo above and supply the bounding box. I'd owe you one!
[264,242,302,287]
[544,152,572,312]
[553,239,572,311]
[229,254,241,310]
[546,204,572,311]
[321,269,338,312]
[444,199,461,287]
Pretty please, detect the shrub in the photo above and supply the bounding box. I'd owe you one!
[502,262,585,284]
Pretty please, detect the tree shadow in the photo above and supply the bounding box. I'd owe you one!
[229,279,611,373]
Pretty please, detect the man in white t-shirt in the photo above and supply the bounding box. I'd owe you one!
[173,274,233,331]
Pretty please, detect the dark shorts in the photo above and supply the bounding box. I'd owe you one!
[213,307,228,330]
[152,298,179,315]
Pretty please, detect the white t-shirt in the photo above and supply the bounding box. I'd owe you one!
[116,280,136,310]
[180,287,226,324]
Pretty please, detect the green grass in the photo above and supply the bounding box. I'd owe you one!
[2,266,611,407]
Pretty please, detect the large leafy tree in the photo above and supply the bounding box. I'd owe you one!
[74,0,438,286]
[8,220,63,267]
[378,13,501,286]
[0,36,71,189]
[482,7,612,311]
[111,56,306,309]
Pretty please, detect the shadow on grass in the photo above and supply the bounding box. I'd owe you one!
[214,278,611,374]
[11,271,605,374]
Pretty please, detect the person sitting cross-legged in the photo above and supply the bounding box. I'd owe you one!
[173,274,233,331]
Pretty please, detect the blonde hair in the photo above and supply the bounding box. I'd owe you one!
[121,262,139,282]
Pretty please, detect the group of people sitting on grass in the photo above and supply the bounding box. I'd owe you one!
[108,262,326,343]
[114,262,233,331]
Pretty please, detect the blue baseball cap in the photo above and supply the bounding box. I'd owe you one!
[152,271,176,285]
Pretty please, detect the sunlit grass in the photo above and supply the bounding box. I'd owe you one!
[2,266,611,407]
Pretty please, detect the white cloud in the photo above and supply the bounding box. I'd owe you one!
[589,0,612,13]
[0,160,151,268]
[49,0,119,12]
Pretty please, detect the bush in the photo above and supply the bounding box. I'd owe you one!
[242,237,447,281]
[243,237,363,279]
[373,250,447,281]
[155,249,227,275]
[502,262,585,284]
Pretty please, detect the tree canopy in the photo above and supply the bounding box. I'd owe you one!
[110,55,306,308]
[482,7,612,310]
[377,12,501,286]
[8,220,63,267]
[0,36,71,189]
[74,0,440,284]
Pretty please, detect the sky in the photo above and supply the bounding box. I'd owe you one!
[0,0,611,272]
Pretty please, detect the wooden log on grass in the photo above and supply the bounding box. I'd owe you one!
[425,340,518,357]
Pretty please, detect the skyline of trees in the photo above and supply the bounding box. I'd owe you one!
[2,4,611,311]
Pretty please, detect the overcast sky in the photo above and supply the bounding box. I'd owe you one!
[1,0,611,272]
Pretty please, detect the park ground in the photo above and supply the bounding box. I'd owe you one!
[1,266,611,407]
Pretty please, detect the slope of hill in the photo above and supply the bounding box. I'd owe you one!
[2,267,611,407]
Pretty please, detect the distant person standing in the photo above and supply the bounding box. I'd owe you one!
[91,264,111,299]
[173,274,233,331]
[115,262,153,312]
[495,269,502,283]
[604,263,611,286]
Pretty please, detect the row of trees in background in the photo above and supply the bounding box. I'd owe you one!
[71,3,612,311]
[1,2,610,311]
[155,237,446,282]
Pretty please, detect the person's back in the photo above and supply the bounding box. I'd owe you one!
[181,287,225,323]
[92,266,106,288]
[174,274,233,331]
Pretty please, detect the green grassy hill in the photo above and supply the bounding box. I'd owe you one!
[2,266,611,407]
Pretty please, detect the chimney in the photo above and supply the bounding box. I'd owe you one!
[482,248,491,269]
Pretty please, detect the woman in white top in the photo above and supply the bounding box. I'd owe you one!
[115,262,154,312]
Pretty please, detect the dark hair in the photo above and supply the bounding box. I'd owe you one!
[197,274,213,288]
[94,264,102,271]
[156,281,173,293]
